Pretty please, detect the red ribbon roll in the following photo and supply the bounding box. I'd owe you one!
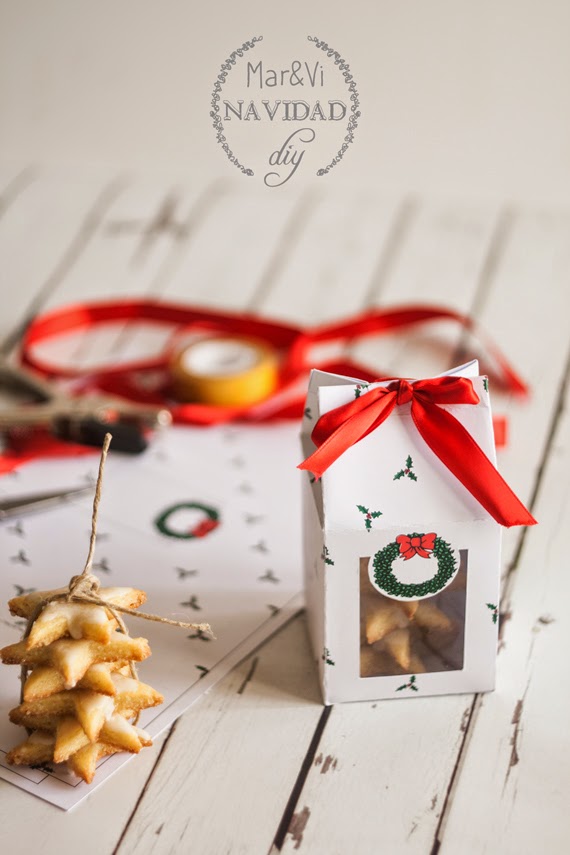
[298,376,536,529]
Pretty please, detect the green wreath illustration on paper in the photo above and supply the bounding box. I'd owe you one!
[372,532,457,599]
[154,502,220,540]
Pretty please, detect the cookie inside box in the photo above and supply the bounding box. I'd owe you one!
[359,552,467,677]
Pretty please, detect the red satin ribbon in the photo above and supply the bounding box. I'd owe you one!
[299,377,536,528]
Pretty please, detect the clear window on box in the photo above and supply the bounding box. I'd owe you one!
[359,550,467,678]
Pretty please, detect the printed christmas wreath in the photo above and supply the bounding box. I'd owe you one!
[154,502,220,540]
[370,532,458,600]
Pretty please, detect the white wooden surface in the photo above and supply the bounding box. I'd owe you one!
[0,166,568,855]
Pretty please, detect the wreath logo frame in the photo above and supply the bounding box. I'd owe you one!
[209,35,360,181]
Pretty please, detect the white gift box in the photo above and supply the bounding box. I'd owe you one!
[300,361,506,703]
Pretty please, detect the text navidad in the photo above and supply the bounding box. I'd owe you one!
[223,60,347,187]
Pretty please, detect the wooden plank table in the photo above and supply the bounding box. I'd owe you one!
[0,166,568,855]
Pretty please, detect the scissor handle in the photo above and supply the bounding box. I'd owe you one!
[0,402,112,427]
[91,394,172,428]
[0,358,171,429]
[0,361,58,403]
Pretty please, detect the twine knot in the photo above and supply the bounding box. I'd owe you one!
[67,573,101,600]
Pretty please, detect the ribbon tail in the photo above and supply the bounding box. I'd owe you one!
[412,401,536,528]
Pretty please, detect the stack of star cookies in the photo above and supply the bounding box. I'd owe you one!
[1,586,163,784]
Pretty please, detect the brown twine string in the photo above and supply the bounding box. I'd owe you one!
[19,433,212,727]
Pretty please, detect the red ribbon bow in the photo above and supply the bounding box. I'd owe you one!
[396,533,436,560]
[299,376,536,529]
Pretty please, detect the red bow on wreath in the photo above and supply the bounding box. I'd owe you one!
[192,518,219,538]
[396,533,436,560]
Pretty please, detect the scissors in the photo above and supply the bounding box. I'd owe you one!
[0,485,94,521]
[0,359,171,454]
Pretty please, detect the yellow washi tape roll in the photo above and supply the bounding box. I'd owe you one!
[170,336,278,406]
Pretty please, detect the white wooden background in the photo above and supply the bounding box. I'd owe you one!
[0,165,568,855]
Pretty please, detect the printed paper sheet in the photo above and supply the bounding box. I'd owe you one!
[0,423,303,809]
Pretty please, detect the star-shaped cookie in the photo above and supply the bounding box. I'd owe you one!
[8,587,146,650]
[1,631,151,687]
